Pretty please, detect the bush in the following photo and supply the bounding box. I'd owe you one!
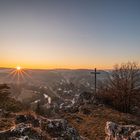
[0,84,24,112]
[97,62,140,113]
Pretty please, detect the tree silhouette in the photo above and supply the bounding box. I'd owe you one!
[98,62,140,113]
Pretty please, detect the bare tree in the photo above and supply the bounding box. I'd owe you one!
[98,62,140,113]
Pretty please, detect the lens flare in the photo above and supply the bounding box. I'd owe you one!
[2,66,32,84]
[16,66,21,70]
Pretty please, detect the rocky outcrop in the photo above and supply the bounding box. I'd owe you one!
[0,113,82,140]
[105,121,140,140]
[15,114,40,127]
[41,118,81,140]
[10,123,45,140]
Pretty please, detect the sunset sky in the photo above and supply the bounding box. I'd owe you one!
[0,0,140,69]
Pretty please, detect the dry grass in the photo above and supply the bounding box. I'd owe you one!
[0,118,14,131]
[62,105,140,140]
[0,103,139,140]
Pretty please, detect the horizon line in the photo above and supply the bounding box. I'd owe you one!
[0,66,113,71]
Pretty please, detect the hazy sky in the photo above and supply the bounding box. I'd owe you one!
[0,0,140,69]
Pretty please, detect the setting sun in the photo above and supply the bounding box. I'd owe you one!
[16,66,21,70]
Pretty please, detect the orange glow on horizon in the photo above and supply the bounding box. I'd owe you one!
[0,64,113,70]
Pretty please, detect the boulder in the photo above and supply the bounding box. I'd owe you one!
[41,118,81,140]
[0,123,42,140]
[131,130,140,139]
[15,114,40,127]
[10,123,43,139]
[105,121,140,140]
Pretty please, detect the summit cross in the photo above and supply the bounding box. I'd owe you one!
[91,68,100,94]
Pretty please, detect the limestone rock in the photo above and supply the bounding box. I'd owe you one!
[41,118,81,140]
[0,113,82,140]
[105,121,140,140]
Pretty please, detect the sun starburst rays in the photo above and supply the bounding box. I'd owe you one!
[2,67,32,84]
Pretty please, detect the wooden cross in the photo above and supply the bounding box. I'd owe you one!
[91,68,100,94]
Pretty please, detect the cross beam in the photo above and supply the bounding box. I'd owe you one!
[91,68,100,94]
